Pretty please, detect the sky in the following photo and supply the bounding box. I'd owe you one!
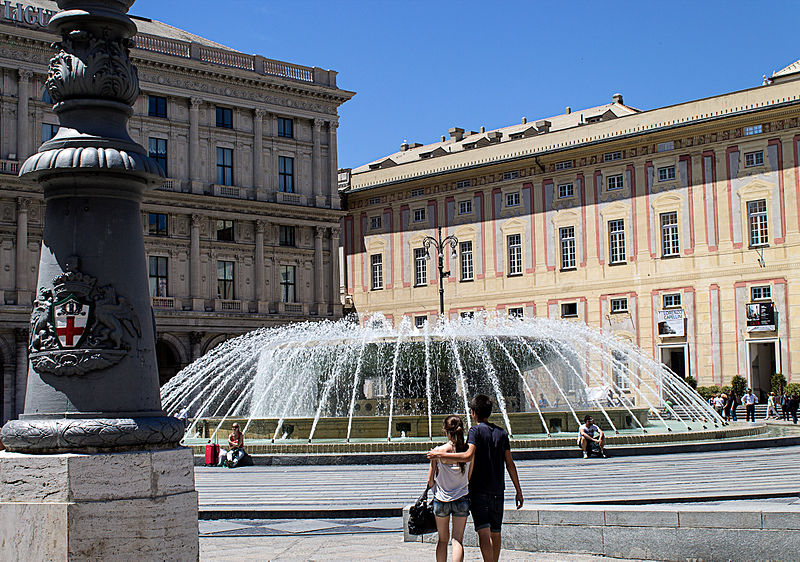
[131,0,800,169]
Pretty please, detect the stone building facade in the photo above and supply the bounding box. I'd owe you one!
[340,65,800,399]
[0,0,354,422]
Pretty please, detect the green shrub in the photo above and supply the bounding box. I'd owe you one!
[786,383,800,396]
[697,386,720,401]
[771,373,787,395]
[731,375,747,397]
[684,376,698,390]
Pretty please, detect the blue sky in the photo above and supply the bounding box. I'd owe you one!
[131,0,799,169]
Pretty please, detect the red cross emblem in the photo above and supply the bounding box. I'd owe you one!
[52,295,89,349]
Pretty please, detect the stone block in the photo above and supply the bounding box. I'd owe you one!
[671,527,798,560]
[0,502,68,559]
[0,452,70,502]
[537,524,603,554]
[501,523,537,551]
[150,448,196,496]
[68,450,152,501]
[539,506,605,526]
[603,525,679,560]
[677,508,762,529]
[604,507,679,527]
[502,506,538,524]
[763,509,800,530]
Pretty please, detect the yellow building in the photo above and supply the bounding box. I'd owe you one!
[339,65,800,398]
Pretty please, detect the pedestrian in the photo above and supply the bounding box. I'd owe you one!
[781,392,790,421]
[766,392,779,419]
[731,391,740,421]
[427,415,472,562]
[743,388,758,422]
[790,393,799,424]
[723,393,734,421]
[713,394,725,417]
[428,394,524,562]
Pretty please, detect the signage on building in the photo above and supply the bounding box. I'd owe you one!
[746,302,776,332]
[657,309,685,338]
[2,3,56,29]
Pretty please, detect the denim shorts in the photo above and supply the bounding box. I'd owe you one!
[433,496,470,518]
[470,492,504,532]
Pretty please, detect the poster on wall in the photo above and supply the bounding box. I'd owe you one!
[657,309,685,337]
[746,302,776,332]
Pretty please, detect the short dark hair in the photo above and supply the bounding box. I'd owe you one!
[470,394,493,419]
[583,415,593,424]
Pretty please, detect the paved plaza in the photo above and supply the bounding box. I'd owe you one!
[195,445,800,514]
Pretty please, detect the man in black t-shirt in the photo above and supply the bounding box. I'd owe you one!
[428,394,523,562]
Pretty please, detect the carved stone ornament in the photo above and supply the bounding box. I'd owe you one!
[46,30,139,106]
[29,256,141,376]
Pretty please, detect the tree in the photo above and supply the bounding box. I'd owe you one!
[771,373,787,395]
[730,375,747,397]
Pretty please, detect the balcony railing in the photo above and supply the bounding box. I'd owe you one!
[129,33,332,86]
[276,191,305,206]
[0,160,19,174]
[155,178,179,192]
[213,184,242,199]
[218,299,242,312]
[151,296,176,309]
[283,303,304,314]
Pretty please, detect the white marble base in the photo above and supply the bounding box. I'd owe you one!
[0,448,198,561]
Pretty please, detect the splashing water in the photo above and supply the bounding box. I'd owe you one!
[162,313,724,442]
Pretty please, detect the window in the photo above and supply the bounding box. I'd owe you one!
[370,216,382,230]
[280,265,296,303]
[660,212,679,257]
[279,225,295,246]
[414,248,427,286]
[460,311,475,319]
[216,106,232,128]
[413,208,426,222]
[744,151,764,168]
[663,293,681,308]
[604,151,622,162]
[217,260,234,299]
[658,166,675,182]
[743,124,762,136]
[506,192,520,207]
[277,117,293,138]
[610,298,628,313]
[370,254,383,290]
[458,200,472,215]
[558,183,574,199]
[607,174,624,191]
[278,156,294,193]
[655,141,674,153]
[148,213,167,236]
[414,316,426,329]
[148,256,168,297]
[459,241,473,281]
[747,199,768,246]
[456,179,471,188]
[555,160,573,170]
[608,219,626,263]
[216,219,234,241]
[751,285,771,301]
[560,227,576,270]
[148,95,167,118]
[216,147,233,186]
[503,171,519,180]
[508,307,523,318]
[612,350,629,389]
[507,234,522,275]
[410,188,425,197]
[42,123,59,142]
[149,137,167,175]
[42,89,52,104]
[561,302,578,318]
[368,196,381,205]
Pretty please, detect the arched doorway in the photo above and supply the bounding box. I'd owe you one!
[156,340,182,387]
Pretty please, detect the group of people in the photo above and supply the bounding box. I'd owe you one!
[708,388,800,423]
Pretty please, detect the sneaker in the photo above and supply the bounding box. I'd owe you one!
[582,451,588,459]
[601,451,607,458]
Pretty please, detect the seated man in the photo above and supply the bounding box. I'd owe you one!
[577,415,606,459]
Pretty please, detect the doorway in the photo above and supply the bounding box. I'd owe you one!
[660,345,688,379]
[748,340,777,401]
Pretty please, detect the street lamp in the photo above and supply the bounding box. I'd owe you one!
[423,226,459,317]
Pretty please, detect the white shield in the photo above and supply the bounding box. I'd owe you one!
[54,295,89,349]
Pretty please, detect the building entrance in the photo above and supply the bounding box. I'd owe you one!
[660,345,688,379]
[748,340,777,401]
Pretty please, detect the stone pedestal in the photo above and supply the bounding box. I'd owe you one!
[0,448,198,561]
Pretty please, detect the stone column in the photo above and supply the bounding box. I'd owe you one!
[328,121,339,209]
[13,328,27,418]
[189,97,203,194]
[313,118,324,206]
[330,226,342,316]
[16,69,32,161]
[189,331,204,361]
[190,213,203,310]
[253,109,265,200]
[15,197,31,304]
[314,226,325,314]
[2,356,14,424]
[255,220,268,312]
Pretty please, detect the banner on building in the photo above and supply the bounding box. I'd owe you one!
[657,309,685,338]
[746,302,776,332]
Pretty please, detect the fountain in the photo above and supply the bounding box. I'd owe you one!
[163,313,732,453]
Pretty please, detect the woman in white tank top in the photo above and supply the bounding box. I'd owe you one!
[427,415,473,562]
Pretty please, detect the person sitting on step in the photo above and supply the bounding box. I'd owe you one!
[578,415,606,459]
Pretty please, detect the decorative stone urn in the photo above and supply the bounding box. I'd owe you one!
[0,1,198,559]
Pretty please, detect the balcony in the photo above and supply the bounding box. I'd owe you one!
[213,184,243,199]
[279,302,305,315]
[216,299,242,312]
[151,296,176,309]
[155,178,180,192]
[275,191,306,206]
[0,160,19,175]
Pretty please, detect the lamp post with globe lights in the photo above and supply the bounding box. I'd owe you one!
[422,226,459,317]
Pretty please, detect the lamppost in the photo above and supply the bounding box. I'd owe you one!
[423,226,459,317]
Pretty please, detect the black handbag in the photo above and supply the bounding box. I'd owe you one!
[407,487,436,535]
